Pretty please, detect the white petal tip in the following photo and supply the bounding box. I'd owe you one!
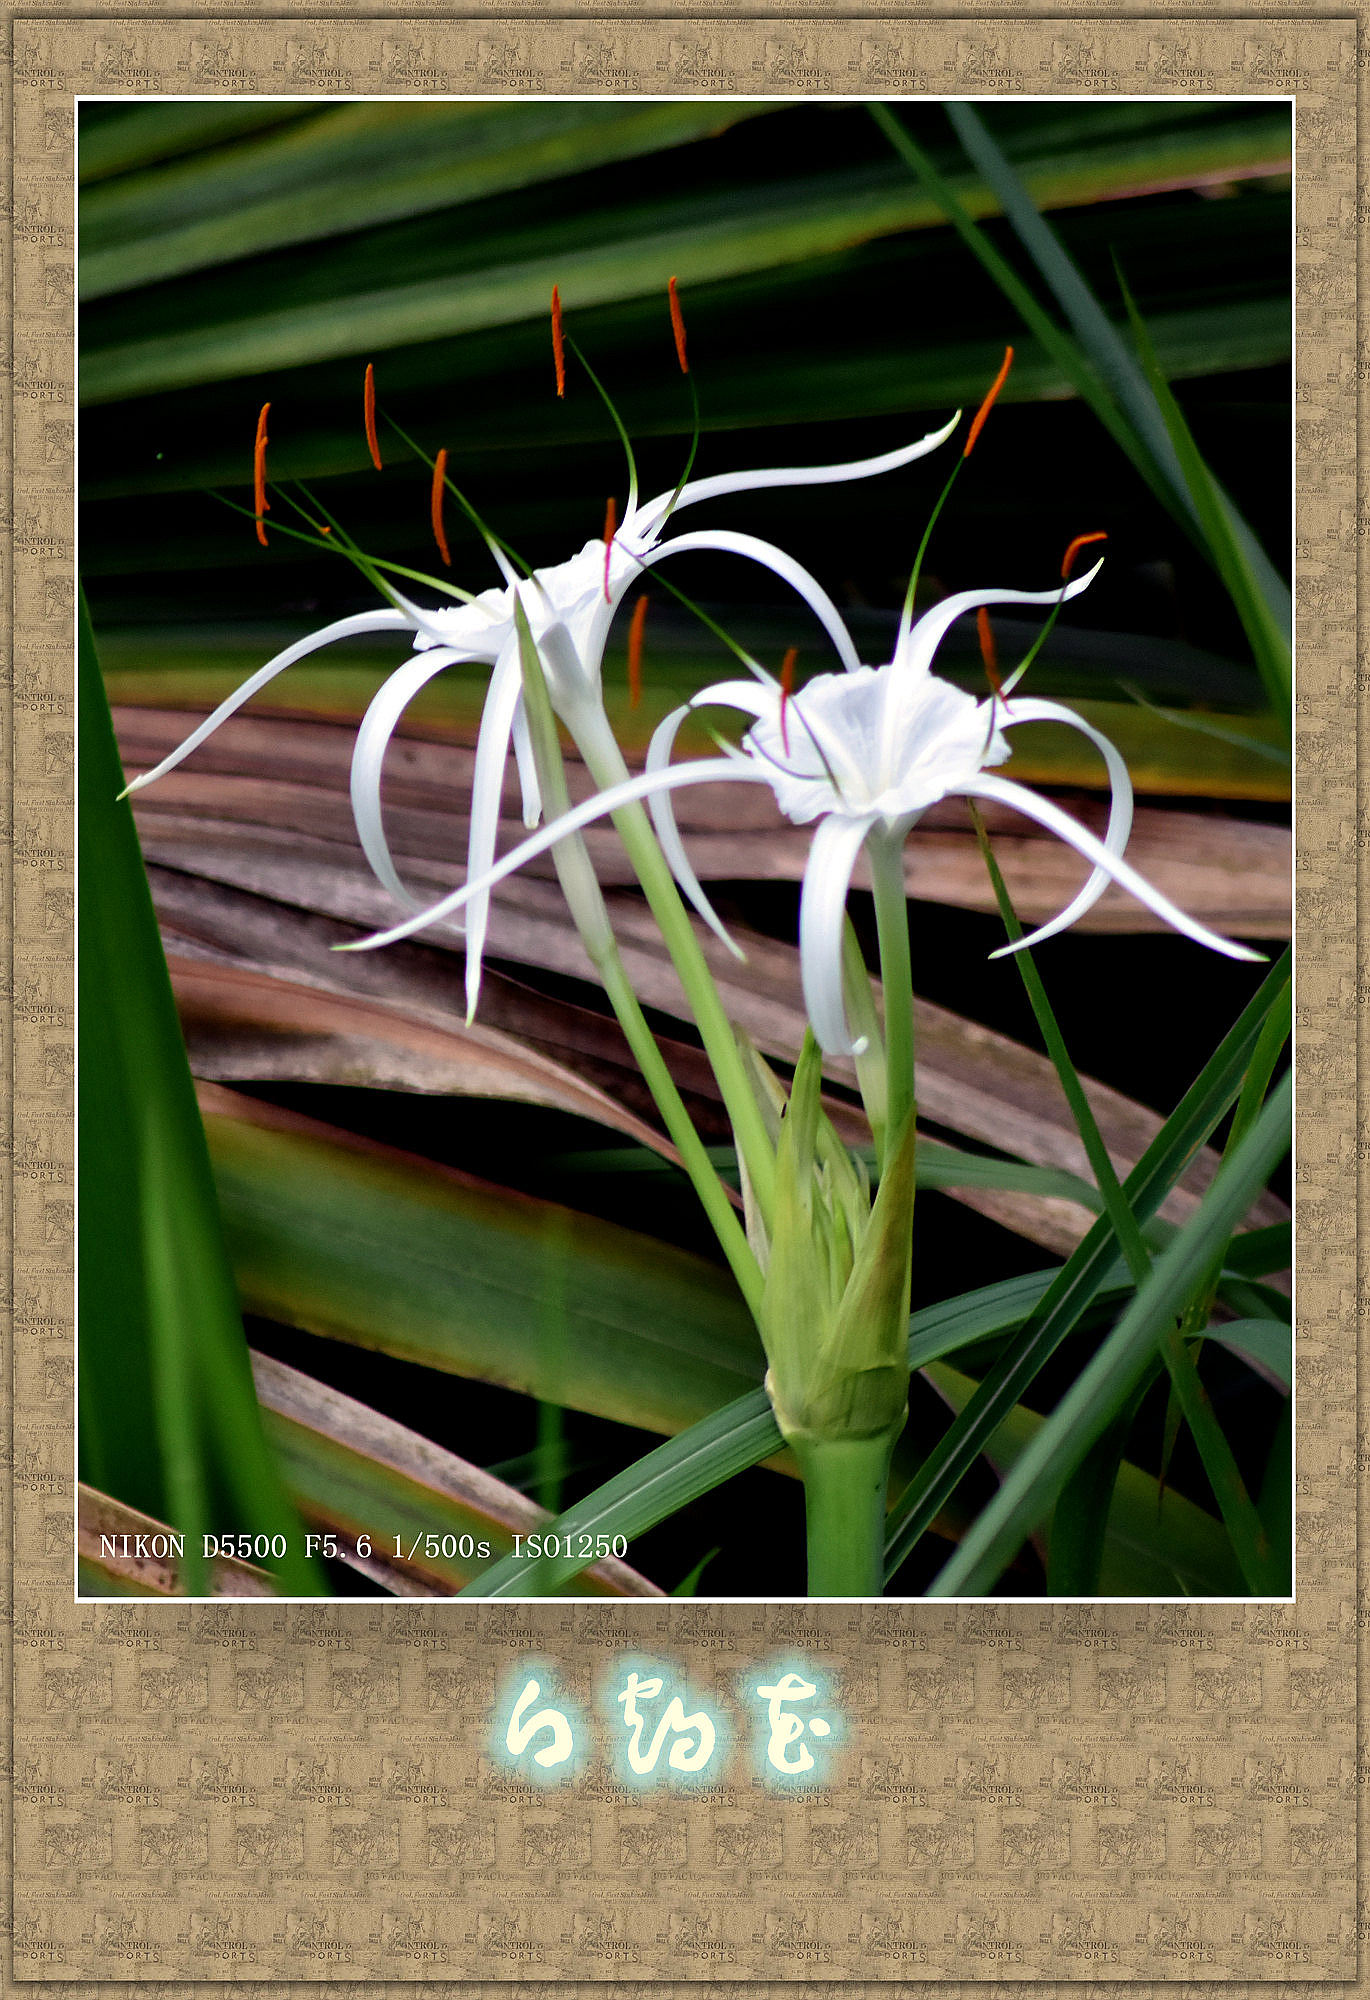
[116,778,144,802]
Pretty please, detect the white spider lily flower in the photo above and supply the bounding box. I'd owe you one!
[121,413,960,1021]
[340,559,1261,1059]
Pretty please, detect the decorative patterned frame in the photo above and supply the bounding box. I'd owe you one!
[7,15,1354,1982]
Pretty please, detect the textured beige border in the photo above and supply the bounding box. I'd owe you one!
[8,16,1354,1986]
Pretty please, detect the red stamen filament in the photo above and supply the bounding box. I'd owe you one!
[551,286,566,399]
[963,345,1014,459]
[976,607,1003,696]
[668,276,689,374]
[779,647,798,757]
[627,595,649,709]
[1061,530,1108,580]
[431,449,451,567]
[602,496,617,602]
[253,403,270,546]
[363,363,382,471]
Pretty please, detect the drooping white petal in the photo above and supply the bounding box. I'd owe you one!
[965,773,1264,961]
[340,756,763,956]
[509,700,543,828]
[638,529,862,672]
[645,683,777,956]
[895,560,1104,674]
[349,646,463,910]
[636,411,961,532]
[994,697,1134,944]
[461,635,528,1019]
[120,609,414,796]
[797,811,880,1056]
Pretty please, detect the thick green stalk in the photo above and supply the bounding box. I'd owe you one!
[868,834,916,1161]
[575,708,778,1229]
[792,1431,900,1597]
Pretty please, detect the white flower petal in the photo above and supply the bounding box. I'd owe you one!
[965,773,1264,962]
[120,609,413,795]
[462,636,527,1019]
[994,697,1134,944]
[509,700,543,828]
[895,560,1104,674]
[798,811,880,1056]
[639,529,861,672]
[349,647,463,910]
[638,410,961,530]
[340,756,761,956]
[646,694,770,957]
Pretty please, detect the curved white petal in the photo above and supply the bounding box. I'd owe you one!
[798,811,880,1056]
[340,756,762,957]
[509,700,543,828]
[895,560,1104,672]
[639,529,862,673]
[994,697,1134,945]
[645,694,772,958]
[462,636,527,1019]
[638,410,961,530]
[121,609,414,795]
[349,646,463,910]
[965,773,1264,962]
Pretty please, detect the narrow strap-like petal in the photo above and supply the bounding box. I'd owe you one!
[965,773,1264,961]
[637,411,960,530]
[349,647,463,909]
[340,756,761,956]
[121,609,414,796]
[895,561,1103,671]
[509,700,543,828]
[798,811,880,1056]
[644,686,775,957]
[461,636,528,1019]
[638,529,862,672]
[993,696,1134,944]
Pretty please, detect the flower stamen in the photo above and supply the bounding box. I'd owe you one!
[976,607,1002,697]
[779,646,798,756]
[253,402,271,546]
[431,449,452,567]
[602,495,617,602]
[627,594,649,709]
[668,276,689,375]
[963,345,1014,459]
[551,285,566,399]
[1062,530,1108,580]
[364,363,382,471]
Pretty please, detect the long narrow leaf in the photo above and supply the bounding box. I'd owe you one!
[79,592,321,1596]
[930,1071,1291,1595]
[882,950,1290,1578]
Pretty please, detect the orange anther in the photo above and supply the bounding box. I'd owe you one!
[963,345,1014,459]
[551,285,566,399]
[431,449,451,567]
[363,363,382,471]
[779,647,798,756]
[976,606,1003,696]
[627,594,649,709]
[1061,530,1108,580]
[668,276,689,375]
[602,495,617,602]
[253,402,270,546]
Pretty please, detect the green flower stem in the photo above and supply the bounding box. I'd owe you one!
[792,1430,900,1597]
[512,607,763,1317]
[575,708,778,1231]
[869,834,916,1165]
